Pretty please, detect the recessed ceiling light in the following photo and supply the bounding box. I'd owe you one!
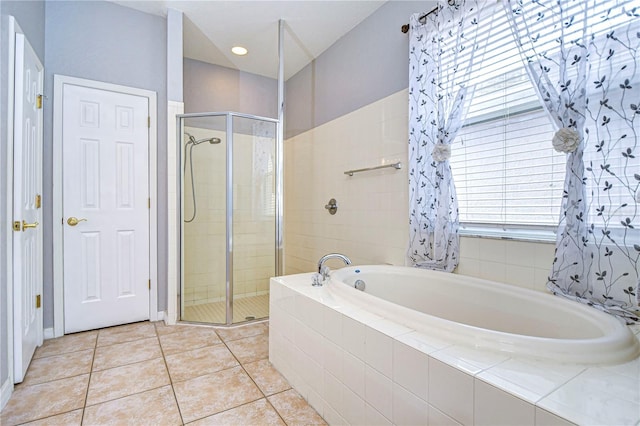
[231,46,248,56]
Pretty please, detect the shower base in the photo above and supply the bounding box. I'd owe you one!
[182,293,269,324]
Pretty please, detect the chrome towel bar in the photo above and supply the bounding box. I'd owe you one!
[344,162,402,176]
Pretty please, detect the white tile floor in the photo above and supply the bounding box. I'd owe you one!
[1,321,326,426]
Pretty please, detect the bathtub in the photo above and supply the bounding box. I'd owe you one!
[328,265,640,365]
[269,266,640,425]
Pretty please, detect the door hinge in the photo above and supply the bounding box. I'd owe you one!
[148,279,151,290]
[148,198,151,209]
[36,94,43,109]
[36,294,41,309]
[13,221,21,231]
[35,194,41,209]
[148,116,151,128]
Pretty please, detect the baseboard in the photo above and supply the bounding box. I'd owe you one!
[1,377,13,411]
[43,327,54,340]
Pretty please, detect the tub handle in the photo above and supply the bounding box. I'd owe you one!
[312,273,323,287]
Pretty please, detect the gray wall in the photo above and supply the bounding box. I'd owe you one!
[167,8,183,103]
[0,0,45,58]
[44,1,168,325]
[0,0,46,391]
[184,58,277,118]
[285,1,433,138]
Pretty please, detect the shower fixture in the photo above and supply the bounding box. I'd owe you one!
[186,133,221,145]
[184,132,221,222]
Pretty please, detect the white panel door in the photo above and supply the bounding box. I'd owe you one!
[62,84,150,333]
[13,33,44,383]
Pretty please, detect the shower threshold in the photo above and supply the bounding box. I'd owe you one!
[182,293,269,325]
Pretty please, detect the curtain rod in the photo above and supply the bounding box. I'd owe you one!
[401,1,455,34]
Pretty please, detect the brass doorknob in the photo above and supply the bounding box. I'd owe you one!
[22,220,39,231]
[67,217,87,226]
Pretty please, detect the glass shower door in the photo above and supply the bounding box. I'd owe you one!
[179,112,279,326]
[231,115,276,324]
[180,115,227,324]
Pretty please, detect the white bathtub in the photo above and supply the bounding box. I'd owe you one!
[328,265,640,365]
[269,266,640,425]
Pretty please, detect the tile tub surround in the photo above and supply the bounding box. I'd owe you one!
[269,274,640,426]
[1,321,326,426]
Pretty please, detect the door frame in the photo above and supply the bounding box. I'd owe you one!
[52,75,158,337]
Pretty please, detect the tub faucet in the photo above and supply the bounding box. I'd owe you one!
[312,253,352,286]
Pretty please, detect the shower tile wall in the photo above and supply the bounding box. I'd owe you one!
[284,89,559,292]
[183,127,274,307]
[284,90,410,272]
[284,90,409,274]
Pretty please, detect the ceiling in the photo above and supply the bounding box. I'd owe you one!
[111,1,387,80]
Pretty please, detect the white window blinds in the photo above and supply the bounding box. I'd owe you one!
[447,1,638,231]
[447,6,564,228]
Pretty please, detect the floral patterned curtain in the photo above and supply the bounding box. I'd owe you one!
[407,1,497,271]
[505,0,639,322]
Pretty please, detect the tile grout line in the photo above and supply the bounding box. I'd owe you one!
[2,332,99,426]
[155,323,188,425]
[80,330,99,425]
[183,325,293,426]
[163,325,258,425]
[67,325,167,424]
[224,327,292,426]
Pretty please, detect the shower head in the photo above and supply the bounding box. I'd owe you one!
[195,137,221,145]
[185,133,221,146]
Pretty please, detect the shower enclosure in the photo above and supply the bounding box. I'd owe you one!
[178,112,281,325]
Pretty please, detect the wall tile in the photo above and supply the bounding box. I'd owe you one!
[342,316,366,360]
[393,340,428,401]
[296,351,322,401]
[474,379,535,426]
[505,264,536,288]
[456,258,481,277]
[534,243,556,269]
[477,239,506,264]
[365,365,393,421]
[537,368,640,426]
[323,401,347,425]
[505,241,537,267]
[343,351,366,398]
[535,407,576,426]
[459,237,481,260]
[366,403,393,426]
[428,404,463,426]
[479,260,506,283]
[392,383,429,426]
[429,345,509,377]
[342,387,366,426]
[323,338,343,379]
[365,326,393,378]
[284,90,410,275]
[428,357,474,425]
[321,305,343,346]
[323,370,345,418]
[294,321,325,366]
[478,359,584,405]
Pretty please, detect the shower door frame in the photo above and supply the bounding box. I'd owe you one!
[177,111,282,326]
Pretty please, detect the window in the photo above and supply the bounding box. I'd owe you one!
[450,69,565,228]
[447,4,637,238]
